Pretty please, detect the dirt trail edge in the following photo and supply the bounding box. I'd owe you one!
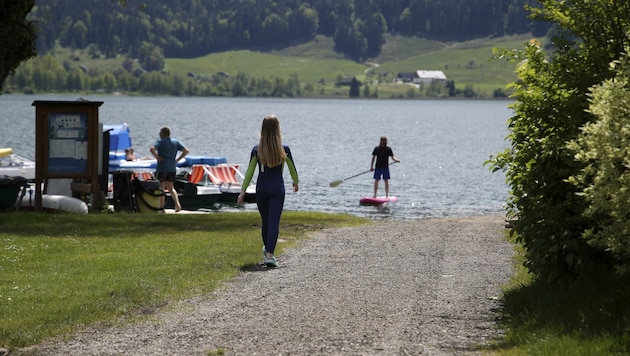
[20,215,513,356]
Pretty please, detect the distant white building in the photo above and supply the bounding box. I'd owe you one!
[397,70,447,85]
[413,70,447,85]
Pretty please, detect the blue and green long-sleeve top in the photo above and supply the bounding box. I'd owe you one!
[241,145,299,191]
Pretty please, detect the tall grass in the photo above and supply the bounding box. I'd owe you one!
[490,245,630,355]
[0,211,368,350]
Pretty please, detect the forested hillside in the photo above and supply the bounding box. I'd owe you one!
[30,0,548,62]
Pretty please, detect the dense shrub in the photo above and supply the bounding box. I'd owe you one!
[489,0,630,284]
[490,40,599,283]
[568,55,630,274]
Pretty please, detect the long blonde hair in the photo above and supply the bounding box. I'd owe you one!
[258,115,286,167]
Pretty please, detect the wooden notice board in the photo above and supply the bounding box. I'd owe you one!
[33,100,103,211]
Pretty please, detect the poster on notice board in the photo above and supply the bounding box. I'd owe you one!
[46,112,89,175]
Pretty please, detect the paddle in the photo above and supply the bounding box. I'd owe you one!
[329,161,399,187]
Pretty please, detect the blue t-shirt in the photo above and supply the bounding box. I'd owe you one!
[153,137,185,172]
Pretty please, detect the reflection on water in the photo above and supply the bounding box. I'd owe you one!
[1,95,511,220]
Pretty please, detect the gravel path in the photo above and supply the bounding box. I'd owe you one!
[19,215,513,356]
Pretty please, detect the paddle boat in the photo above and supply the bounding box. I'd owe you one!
[161,164,256,211]
[105,124,255,211]
[0,148,90,213]
[0,149,38,211]
[0,175,29,210]
[0,148,35,181]
[104,123,227,172]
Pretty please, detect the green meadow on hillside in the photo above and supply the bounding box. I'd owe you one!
[41,34,536,97]
[166,49,369,86]
[164,34,534,97]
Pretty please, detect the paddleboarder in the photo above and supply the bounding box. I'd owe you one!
[370,136,400,198]
[237,115,299,268]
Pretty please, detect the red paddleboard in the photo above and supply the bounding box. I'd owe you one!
[359,196,398,205]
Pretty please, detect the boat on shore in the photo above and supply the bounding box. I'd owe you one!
[105,124,255,211]
[104,123,227,172]
[2,125,256,213]
[0,174,88,214]
[19,194,88,214]
[0,148,35,181]
[0,149,38,212]
[0,175,29,210]
[163,164,256,211]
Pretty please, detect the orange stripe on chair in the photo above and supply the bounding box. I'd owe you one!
[206,165,240,185]
[202,166,220,184]
[188,165,206,184]
[218,167,230,183]
[223,165,239,183]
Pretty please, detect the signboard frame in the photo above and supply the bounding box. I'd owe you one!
[33,100,103,211]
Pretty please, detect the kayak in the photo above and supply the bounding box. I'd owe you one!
[359,196,398,205]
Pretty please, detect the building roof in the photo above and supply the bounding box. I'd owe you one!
[416,70,447,80]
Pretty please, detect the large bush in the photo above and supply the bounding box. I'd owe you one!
[568,55,630,273]
[490,39,598,284]
[489,0,630,283]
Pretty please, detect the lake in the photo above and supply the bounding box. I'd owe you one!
[1,94,511,220]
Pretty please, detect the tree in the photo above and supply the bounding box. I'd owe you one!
[138,42,165,72]
[290,4,319,38]
[261,13,289,45]
[349,76,360,97]
[446,80,456,96]
[364,13,386,58]
[22,0,542,63]
[0,1,37,87]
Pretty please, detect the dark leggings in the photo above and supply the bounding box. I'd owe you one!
[256,178,285,254]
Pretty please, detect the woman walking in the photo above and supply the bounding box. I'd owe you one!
[237,115,299,268]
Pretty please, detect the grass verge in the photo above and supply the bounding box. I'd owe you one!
[0,211,368,350]
[489,245,630,355]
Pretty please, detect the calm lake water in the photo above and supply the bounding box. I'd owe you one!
[1,94,511,220]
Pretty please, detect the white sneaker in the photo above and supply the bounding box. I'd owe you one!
[264,256,278,268]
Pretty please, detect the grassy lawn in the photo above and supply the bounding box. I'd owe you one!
[0,211,368,350]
